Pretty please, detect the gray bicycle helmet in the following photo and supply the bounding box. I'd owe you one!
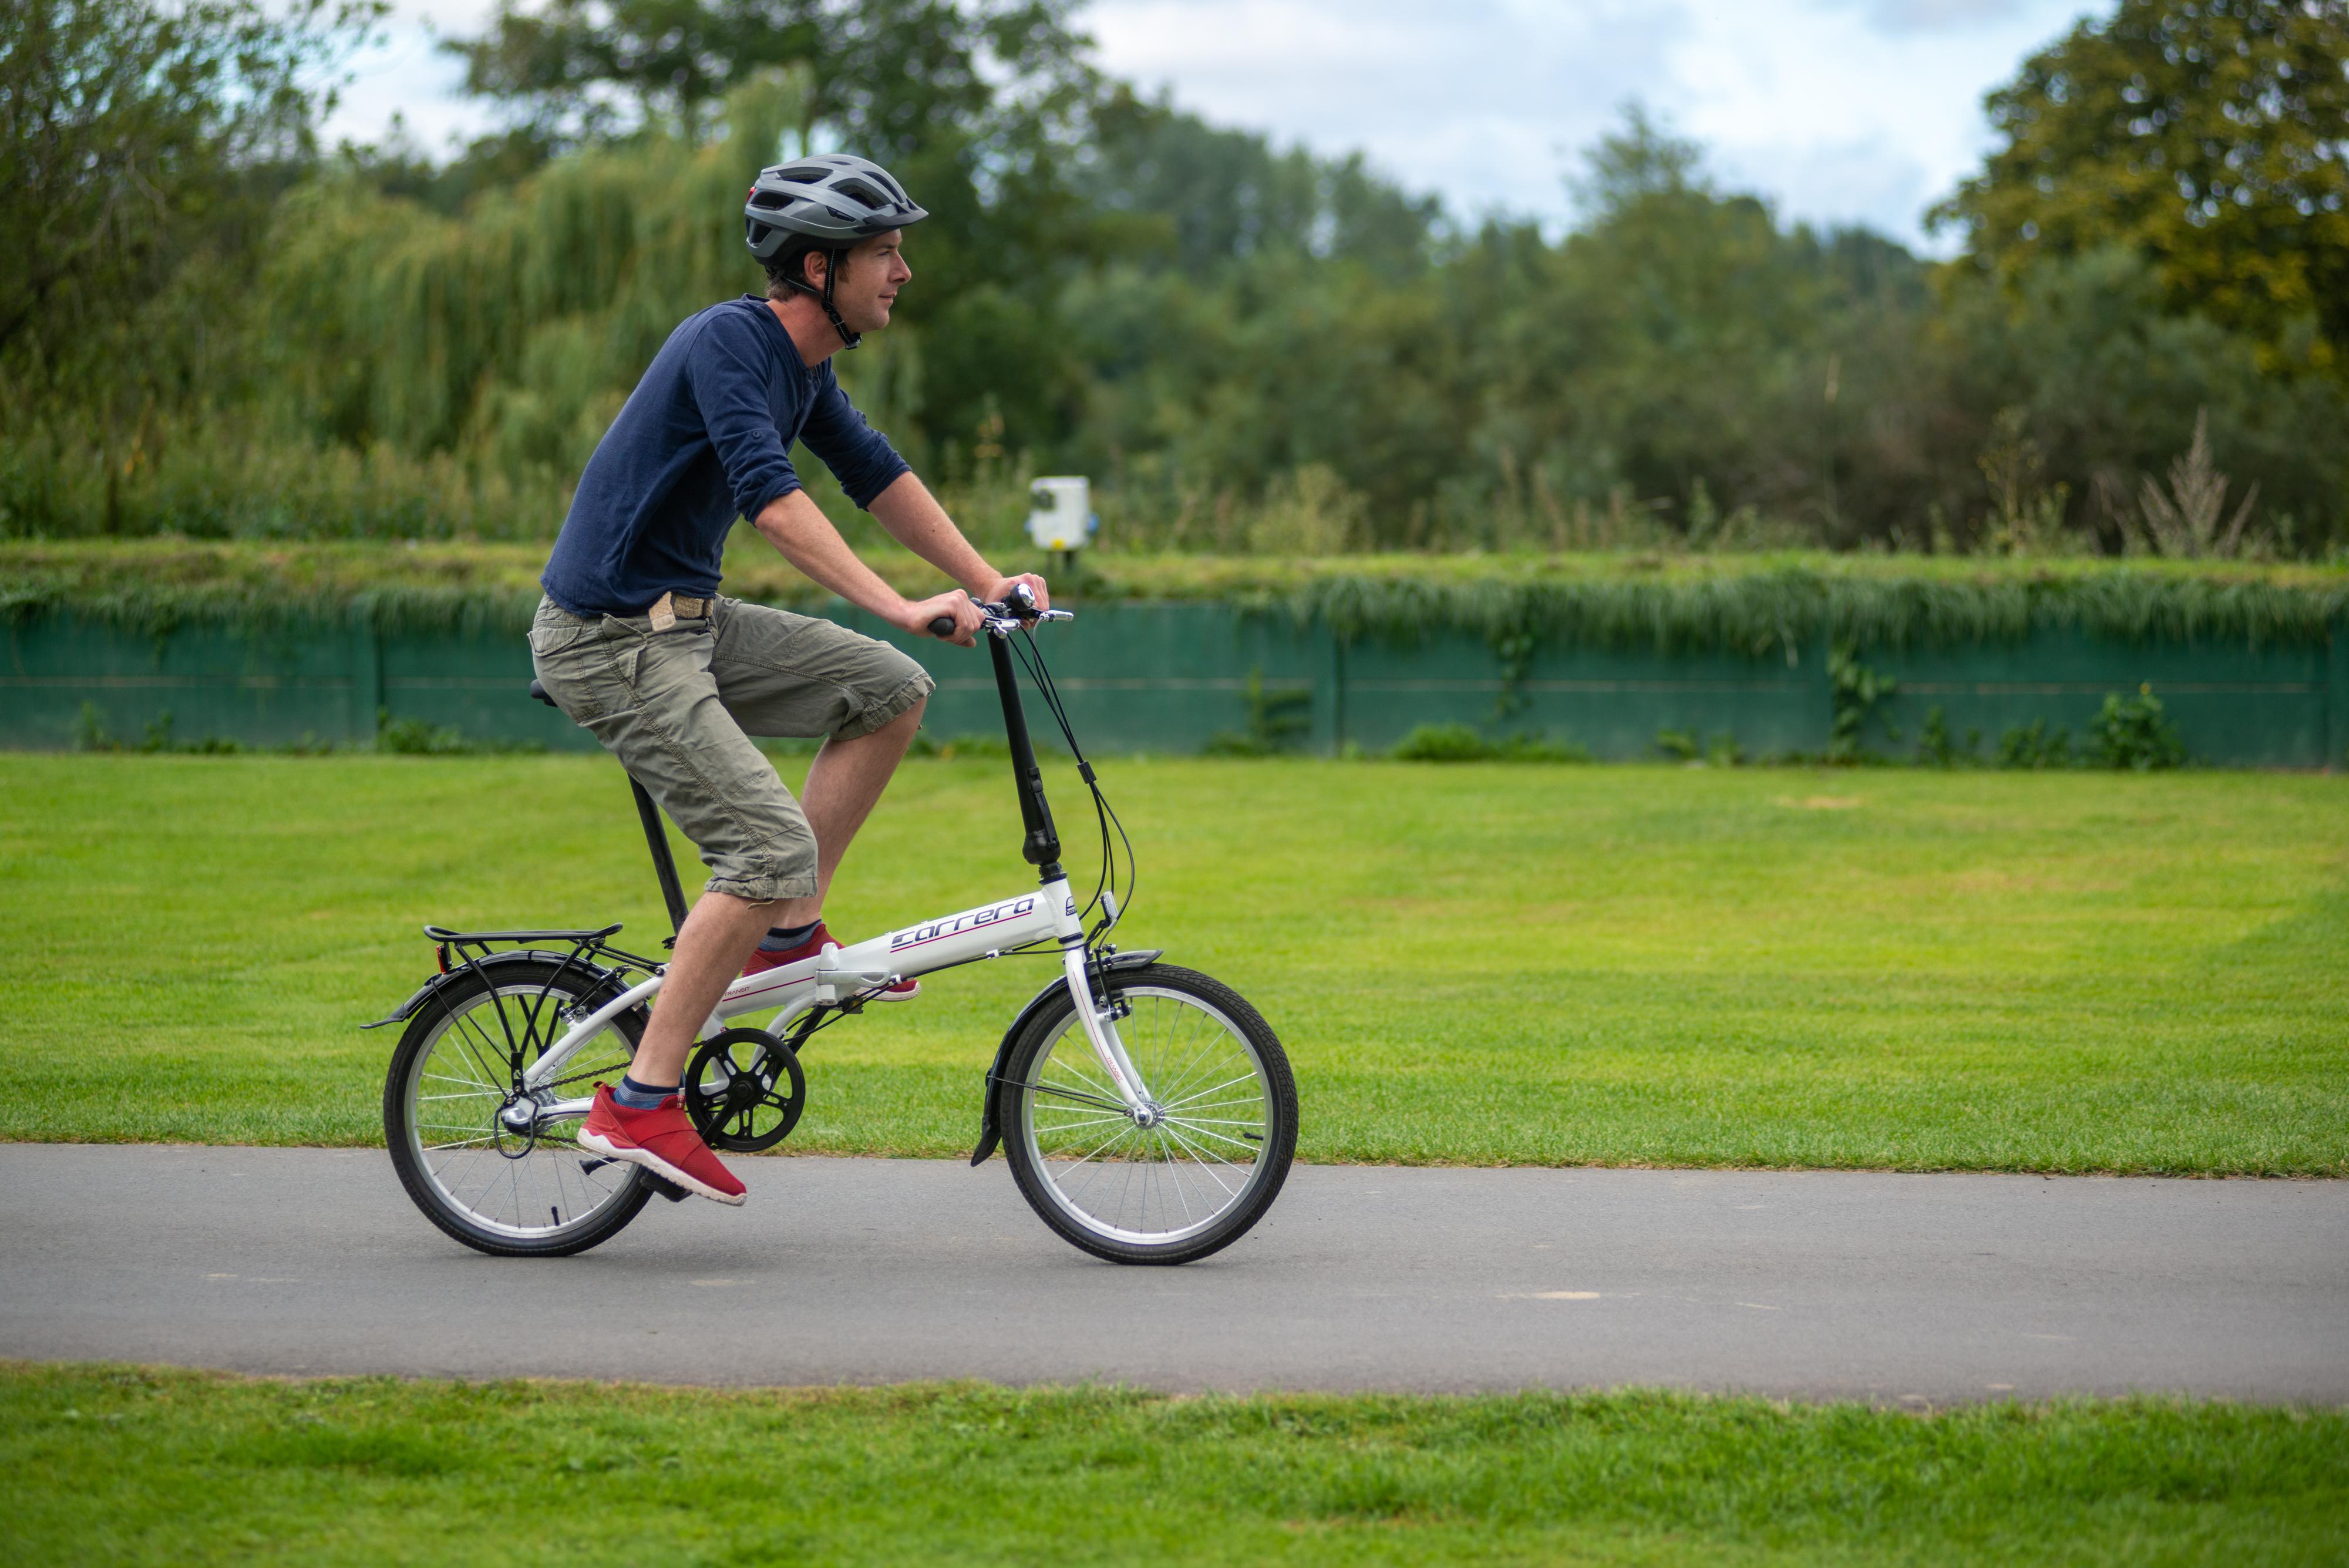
[745,153,927,349]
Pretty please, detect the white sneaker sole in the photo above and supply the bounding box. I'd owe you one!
[576,1128,746,1206]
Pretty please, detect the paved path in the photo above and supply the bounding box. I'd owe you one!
[4,1145,2343,1403]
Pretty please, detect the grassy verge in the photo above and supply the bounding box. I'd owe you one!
[2,756,2342,1171]
[8,1364,2344,1566]
[5,537,2342,632]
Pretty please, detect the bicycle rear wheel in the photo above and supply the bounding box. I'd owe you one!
[384,954,653,1257]
[997,963,1297,1265]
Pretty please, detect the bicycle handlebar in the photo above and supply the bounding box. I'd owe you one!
[928,583,1070,640]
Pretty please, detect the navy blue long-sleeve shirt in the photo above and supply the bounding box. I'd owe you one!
[541,295,910,617]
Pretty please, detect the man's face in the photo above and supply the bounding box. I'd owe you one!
[826,231,911,334]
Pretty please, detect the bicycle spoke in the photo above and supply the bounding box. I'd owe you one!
[1159,1125,1246,1195]
[403,981,648,1242]
[1160,1071,1260,1111]
[1015,981,1284,1248]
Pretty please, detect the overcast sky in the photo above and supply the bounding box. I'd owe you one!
[322,0,2098,254]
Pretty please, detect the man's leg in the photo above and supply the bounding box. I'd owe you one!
[626,891,780,1088]
[627,694,923,1085]
[773,695,926,930]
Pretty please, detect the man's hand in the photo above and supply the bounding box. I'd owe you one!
[979,573,1051,614]
[897,589,985,647]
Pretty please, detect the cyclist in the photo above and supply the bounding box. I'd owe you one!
[530,154,1048,1206]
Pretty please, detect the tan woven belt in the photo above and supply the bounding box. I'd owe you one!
[645,591,711,629]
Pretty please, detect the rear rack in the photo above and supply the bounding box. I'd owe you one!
[426,923,671,988]
[423,923,624,945]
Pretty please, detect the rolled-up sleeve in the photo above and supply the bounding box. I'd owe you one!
[687,315,803,520]
[800,373,911,508]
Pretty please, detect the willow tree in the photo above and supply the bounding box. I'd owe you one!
[265,73,824,496]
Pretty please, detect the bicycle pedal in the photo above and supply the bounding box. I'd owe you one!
[641,1172,691,1203]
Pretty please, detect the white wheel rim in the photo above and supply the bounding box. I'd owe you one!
[402,982,639,1242]
[1017,985,1276,1247]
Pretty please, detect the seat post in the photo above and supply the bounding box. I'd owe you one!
[630,776,692,941]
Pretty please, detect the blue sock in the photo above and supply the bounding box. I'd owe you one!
[758,919,820,953]
[614,1075,677,1109]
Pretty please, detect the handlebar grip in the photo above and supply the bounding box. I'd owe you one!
[927,615,958,637]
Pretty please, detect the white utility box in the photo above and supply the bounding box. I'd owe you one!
[1025,476,1095,552]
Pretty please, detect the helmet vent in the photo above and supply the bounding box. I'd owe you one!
[776,165,830,183]
[834,179,885,207]
[749,191,789,209]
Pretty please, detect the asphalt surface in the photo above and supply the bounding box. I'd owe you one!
[4,1145,2343,1404]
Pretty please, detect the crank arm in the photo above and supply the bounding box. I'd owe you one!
[498,1095,595,1132]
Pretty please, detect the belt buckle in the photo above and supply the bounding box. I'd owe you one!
[648,591,677,632]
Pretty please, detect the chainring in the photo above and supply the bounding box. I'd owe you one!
[684,1027,807,1153]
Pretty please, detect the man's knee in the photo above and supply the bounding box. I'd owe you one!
[702,823,819,904]
[834,662,933,742]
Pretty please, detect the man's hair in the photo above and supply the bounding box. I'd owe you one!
[763,243,831,301]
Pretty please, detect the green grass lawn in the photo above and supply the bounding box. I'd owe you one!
[1,754,2343,1172]
[8,1364,2343,1566]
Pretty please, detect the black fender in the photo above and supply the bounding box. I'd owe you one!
[359,948,638,1034]
[970,948,1162,1166]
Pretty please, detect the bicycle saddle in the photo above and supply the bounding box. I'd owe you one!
[528,679,557,708]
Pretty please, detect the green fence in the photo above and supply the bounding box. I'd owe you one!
[4,604,2341,766]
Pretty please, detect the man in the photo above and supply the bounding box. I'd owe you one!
[530,153,1047,1206]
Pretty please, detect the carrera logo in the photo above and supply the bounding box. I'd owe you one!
[890,896,1039,953]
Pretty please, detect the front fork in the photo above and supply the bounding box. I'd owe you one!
[1059,940,1155,1112]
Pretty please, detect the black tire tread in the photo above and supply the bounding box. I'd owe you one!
[997,963,1297,1266]
[382,955,653,1258]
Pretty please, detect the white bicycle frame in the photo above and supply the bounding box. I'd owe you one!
[500,593,1149,1135]
[509,879,1146,1130]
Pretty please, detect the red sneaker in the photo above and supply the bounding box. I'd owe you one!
[740,921,919,1000]
[576,1085,746,1206]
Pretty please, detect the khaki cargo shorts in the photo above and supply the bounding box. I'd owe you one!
[528,595,933,903]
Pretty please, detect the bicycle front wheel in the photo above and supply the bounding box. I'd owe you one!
[998,963,1297,1265]
[383,954,652,1257]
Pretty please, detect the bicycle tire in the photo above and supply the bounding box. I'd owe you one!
[383,954,654,1257]
[997,962,1297,1265]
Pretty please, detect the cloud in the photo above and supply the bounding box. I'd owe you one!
[1088,0,2094,249]
[1855,0,2030,35]
[324,0,2097,250]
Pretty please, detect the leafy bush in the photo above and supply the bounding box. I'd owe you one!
[1204,669,1313,756]
[1916,706,1983,768]
[1391,725,1590,763]
[2088,685,2186,770]
[1997,719,2075,769]
[377,714,544,756]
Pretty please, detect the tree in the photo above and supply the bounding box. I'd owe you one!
[1080,86,1440,280]
[1931,0,2349,371]
[0,0,377,384]
[444,0,1090,154]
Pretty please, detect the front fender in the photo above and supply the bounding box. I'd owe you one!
[970,948,1162,1166]
[358,949,634,1033]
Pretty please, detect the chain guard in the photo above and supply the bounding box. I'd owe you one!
[684,1027,807,1153]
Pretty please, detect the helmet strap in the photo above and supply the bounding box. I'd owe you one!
[784,247,860,351]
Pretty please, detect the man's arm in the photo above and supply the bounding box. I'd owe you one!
[751,489,986,644]
[866,472,1050,613]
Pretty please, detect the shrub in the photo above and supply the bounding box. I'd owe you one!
[1392,725,1590,763]
[2088,685,2186,770]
